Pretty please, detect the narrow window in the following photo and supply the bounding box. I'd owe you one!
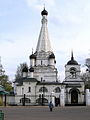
[28,87,31,92]
[41,77,43,82]
[22,88,24,95]
[41,60,42,65]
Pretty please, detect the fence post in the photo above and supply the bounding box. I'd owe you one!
[23,94,25,106]
[4,94,7,106]
[42,94,44,106]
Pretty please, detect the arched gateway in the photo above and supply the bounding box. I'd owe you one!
[69,88,80,104]
[71,89,78,104]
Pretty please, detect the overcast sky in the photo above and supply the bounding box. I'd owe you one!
[0,0,90,82]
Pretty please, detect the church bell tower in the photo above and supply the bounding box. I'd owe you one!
[29,8,58,82]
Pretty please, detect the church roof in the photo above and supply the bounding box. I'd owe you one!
[67,51,78,65]
[49,53,55,59]
[14,78,38,86]
[29,67,34,72]
[37,81,65,85]
[22,78,38,82]
[29,54,36,59]
[36,8,52,53]
[67,60,78,65]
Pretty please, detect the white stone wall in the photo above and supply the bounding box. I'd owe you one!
[15,81,37,105]
[36,85,62,104]
[60,89,65,106]
[30,59,35,67]
[34,68,57,82]
[86,89,90,106]
[49,59,55,66]
[15,82,66,106]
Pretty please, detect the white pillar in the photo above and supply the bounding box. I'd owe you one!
[51,92,55,106]
[86,89,90,106]
[60,88,65,107]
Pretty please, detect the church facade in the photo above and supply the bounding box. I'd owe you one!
[14,8,85,106]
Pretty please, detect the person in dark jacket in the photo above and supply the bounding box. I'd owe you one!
[49,101,54,111]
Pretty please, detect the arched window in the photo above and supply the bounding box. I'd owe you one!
[20,98,31,103]
[70,67,77,78]
[69,88,80,94]
[54,87,61,93]
[39,87,48,92]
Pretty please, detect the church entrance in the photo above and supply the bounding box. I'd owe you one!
[71,89,78,104]
[55,97,60,106]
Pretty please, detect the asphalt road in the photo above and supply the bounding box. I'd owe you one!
[0,106,90,120]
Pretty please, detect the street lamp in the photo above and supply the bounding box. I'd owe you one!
[42,80,45,106]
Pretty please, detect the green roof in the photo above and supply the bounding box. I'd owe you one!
[0,85,9,95]
[0,91,9,95]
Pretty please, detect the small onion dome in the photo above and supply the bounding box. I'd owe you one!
[22,66,28,72]
[29,67,34,72]
[49,53,55,59]
[41,8,48,16]
[67,59,78,65]
[67,52,78,65]
[29,54,36,59]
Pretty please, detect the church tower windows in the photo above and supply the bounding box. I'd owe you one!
[70,67,77,78]
[29,8,58,82]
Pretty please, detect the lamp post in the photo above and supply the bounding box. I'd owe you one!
[42,80,45,106]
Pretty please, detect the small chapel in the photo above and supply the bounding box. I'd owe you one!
[14,8,86,106]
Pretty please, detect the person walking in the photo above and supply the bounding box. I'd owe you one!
[49,101,54,112]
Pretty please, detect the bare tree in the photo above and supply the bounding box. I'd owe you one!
[15,63,28,79]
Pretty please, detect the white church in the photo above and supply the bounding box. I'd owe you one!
[14,8,88,106]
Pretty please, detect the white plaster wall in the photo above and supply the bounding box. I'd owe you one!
[30,59,35,67]
[36,59,48,66]
[49,59,55,66]
[34,71,57,82]
[86,89,90,106]
[15,82,37,105]
[30,72,33,78]
[23,72,27,77]
[36,85,61,104]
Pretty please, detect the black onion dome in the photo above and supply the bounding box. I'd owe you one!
[67,52,78,65]
[29,67,34,72]
[29,54,36,59]
[49,53,55,59]
[41,8,48,16]
[67,60,78,65]
[22,66,28,72]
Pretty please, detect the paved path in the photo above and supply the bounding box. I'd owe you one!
[0,106,90,120]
